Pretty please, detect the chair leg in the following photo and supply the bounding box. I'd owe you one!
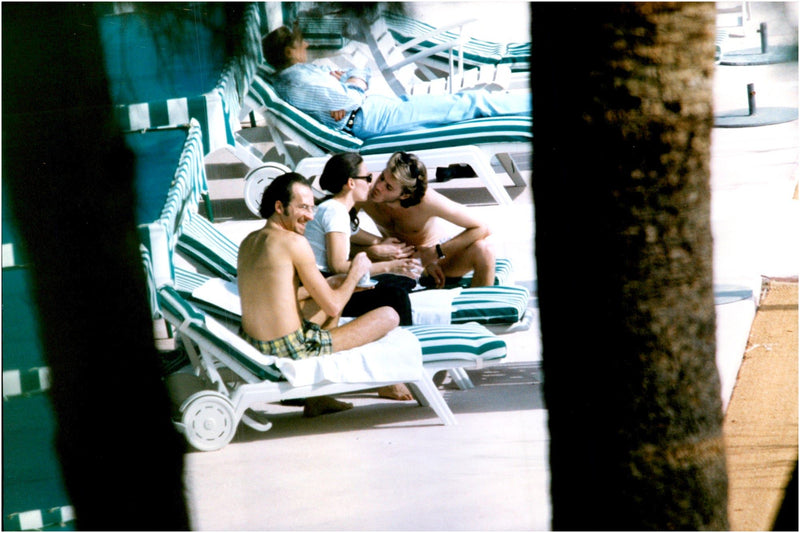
[449,368,475,390]
[407,378,457,426]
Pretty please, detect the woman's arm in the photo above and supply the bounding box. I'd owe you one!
[325,231,352,274]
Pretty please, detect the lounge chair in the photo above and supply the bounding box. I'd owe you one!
[382,10,531,75]
[243,67,530,205]
[359,16,516,98]
[153,284,456,451]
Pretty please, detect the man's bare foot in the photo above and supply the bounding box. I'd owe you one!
[377,383,414,401]
[303,396,353,417]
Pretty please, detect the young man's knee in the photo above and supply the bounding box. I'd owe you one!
[470,238,495,265]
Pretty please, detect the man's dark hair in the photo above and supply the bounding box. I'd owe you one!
[262,25,302,70]
[260,172,309,219]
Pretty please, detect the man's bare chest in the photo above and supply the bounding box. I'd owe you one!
[368,205,436,244]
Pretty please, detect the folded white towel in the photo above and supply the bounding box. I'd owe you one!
[275,328,422,386]
[204,313,422,387]
[409,288,462,325]
[192,277,242,315]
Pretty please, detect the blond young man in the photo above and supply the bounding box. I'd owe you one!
[354,152,496,289]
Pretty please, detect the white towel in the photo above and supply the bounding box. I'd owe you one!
[409,288,462,325]
[274,328,422,386]
[192,277,242,316]
[204,315,423,387]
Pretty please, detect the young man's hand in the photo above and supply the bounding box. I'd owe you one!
[368,238,415,261]
[424,262,446,289]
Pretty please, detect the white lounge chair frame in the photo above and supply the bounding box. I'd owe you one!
[157,285,456,451]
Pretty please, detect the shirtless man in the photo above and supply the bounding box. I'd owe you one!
[354,151,495,289]
[238,172,409,416]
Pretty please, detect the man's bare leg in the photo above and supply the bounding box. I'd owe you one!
[440,239,496,287]
[469,240,496,287]
[329,307,399,351]
[304,396,354,417]
[330,307,409,400]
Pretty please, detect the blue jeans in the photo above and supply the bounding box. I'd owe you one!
[351,90,531,139]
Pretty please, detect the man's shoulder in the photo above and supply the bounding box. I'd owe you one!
[420,188,460,214]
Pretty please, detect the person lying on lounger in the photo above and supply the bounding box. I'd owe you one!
[262,26,531,140]
[237,172,411,416]
[354,151,496,289]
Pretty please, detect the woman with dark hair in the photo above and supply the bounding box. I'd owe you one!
[304,153,422,325]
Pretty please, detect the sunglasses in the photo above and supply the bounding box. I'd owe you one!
[353,174,373,183]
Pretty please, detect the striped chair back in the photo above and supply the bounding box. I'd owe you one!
[115,92,228,155]
[384,11,504,68]
[137,119,208,298]
[383,11,529,73]
[177,211,240,281]
[246,68,365,153]
[157,285,284,383]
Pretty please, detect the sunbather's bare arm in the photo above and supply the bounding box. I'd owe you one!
[293,239,370,317]
[414,189,491,267]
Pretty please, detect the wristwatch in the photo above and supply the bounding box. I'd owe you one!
[436,243,445,259]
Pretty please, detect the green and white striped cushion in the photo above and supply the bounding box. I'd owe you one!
[359,116,532,155]
[115,92,229,155]
[451,285,530,324]
[4,505,75,531]
[405,323,507,364]
[384,11,506,67]
[501,42,531,71]
[2,367,51,399]
[383,11,530,72]
[247,70,364,153]
[174,267,210,295]
[177,212,239,281]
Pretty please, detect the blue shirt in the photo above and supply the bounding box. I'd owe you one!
[272,64,372,130]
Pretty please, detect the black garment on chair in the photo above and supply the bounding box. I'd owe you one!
[344,285,413,326]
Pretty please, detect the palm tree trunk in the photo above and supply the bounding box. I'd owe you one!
[532,3,728,529]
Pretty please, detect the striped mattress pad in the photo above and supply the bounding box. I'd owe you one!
[246,68,531,156]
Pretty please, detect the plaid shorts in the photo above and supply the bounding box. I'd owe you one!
[240,320,333,360]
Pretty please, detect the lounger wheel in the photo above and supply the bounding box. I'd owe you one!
[243,162,292,217]
[179,391,237,451]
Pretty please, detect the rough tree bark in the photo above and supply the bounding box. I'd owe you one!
[532,3,728,529]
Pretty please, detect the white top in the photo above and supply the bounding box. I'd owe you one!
[304,199,354,272]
